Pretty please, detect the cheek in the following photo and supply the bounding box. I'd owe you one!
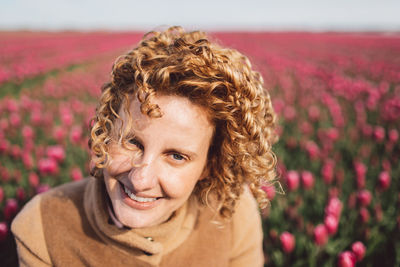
[160,166,204,199]
[106,151,137,176]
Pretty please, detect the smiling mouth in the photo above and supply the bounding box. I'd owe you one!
[120,182,159,203]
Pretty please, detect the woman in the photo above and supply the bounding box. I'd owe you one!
[12,26,278,267]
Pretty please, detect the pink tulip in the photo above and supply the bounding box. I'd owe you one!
[280,231,295,253]
[283,106,296,121]
[22,152,34,169]
[359,208,370,223]
[354,161,366,189]
[337,251,356,267]
[378,171,391,190]
[308,105,320,121]
[31,110,42,125]
[301,171,314,190]
[286,170,300,191]
[305,140,320,160]
[36,184,51,194]
[38,158,59,175]
[388,129,399,143]
[16,187,25,202]
[0,222,8,242]
[6,99,18,112]
[325,197,342,219]
[0,187,3,203]
[53,126,66,142]
[0,139,9,153]
[71,167,83,181]
[373,126,385,142]
[351,241,366,261]
[4,198,18,221]
[47,145,65,162]
[324,214,339,235]
[9,113,21,127]
[29,172,39,188]
[357,190,372,207]
[22,125,35,139]
[354,161,367,177]
[0,118,8,131]
[314,224,328,246]
[10,145,21,159]
[326,128,340,142]
[300,121,313,135]
[70,126,82,143]
[321,160,335,184]
[262,185,276,200]
[61,108,73,126]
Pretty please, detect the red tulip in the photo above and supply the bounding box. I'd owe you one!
[0,222,8,242]
[337,251,356,267]
[280,231,295,253]
[314,224,328,246]
[351,241,366,261]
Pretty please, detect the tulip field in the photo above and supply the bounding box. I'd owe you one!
[0,31,399,267]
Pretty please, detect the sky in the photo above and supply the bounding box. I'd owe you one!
[1,0,400,31]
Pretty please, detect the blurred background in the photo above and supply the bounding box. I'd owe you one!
[0,1,399,266]
[1,0,400,31]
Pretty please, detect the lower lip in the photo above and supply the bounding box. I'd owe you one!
[119,183,162,210]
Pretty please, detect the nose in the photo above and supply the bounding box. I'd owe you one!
[128,160,158,192]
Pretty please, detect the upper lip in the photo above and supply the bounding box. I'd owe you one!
[119,181,161,199]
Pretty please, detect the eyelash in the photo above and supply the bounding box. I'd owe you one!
[170,153,186,161]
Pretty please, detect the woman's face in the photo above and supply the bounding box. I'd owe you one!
[103,95,214,228]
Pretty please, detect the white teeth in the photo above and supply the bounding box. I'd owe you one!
[123,185,157,202]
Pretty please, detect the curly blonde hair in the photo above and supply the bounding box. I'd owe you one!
[89,26,278,219]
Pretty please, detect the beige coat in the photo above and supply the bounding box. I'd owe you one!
[12,177,264,267]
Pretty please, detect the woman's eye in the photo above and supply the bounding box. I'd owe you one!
[171,153,185,161]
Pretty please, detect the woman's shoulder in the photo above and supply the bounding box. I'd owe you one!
[12,179,90,237]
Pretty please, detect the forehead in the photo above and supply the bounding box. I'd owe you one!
[117,95,214,139]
